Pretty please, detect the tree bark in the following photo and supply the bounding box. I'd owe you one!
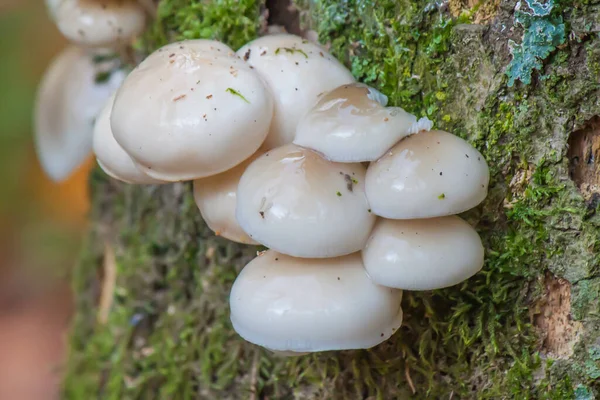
[64,1,600,398]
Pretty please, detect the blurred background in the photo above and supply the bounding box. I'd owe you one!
[0,0,92,398]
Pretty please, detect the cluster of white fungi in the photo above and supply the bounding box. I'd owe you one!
[36,1,490,355]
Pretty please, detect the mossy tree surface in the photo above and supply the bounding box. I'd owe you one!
[64,0,600,398]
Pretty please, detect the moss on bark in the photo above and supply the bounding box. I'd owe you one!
[64,0,600,398]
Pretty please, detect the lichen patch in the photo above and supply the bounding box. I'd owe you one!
[534,274,582,358]
[568,117,600,200]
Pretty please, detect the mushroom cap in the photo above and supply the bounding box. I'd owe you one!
[47,0,146,48]
[294,83,433,162]
[230,251,403,352]
[93,95,165,184]
[365,130,489,219]
[111,40,274,181]
[236,34,355,149]
[193,150,264,245]
[362,216,484,290]
[236,144,376,258]
[34,46,125,182]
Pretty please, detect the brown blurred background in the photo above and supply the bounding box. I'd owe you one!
[0,1,93,398]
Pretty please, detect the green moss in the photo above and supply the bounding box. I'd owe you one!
[138,0,264,52]
[225,88,251,103]
[65,0,600,398]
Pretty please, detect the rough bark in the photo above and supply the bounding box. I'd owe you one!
[64,0,600,398]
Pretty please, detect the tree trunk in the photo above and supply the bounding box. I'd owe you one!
[63,1,600,398]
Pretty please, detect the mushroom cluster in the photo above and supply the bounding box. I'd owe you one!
[34,0,150,182]
[35,29,490,354]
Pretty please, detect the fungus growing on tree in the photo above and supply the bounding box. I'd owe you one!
[110,40,273,181]
[192,150,264,245]
[365,130,489,219]
[236,34,355,149]
[294,83,432,162]
[362,216,484,290]
[36,35,490,358]
[229,251,403,353]
[34,46,125,182]
[93,95,165,184]
[45,0,147,48]
[235,144,375,258]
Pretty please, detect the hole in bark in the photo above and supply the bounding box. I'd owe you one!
[533,273,582,358]
[568,117,600,200]
[265,0,302,36]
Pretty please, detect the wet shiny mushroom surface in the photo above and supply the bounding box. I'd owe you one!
[35,31,490,355]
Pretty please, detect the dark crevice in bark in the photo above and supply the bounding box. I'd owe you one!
[568,116,600,200]
[265,0,302,35]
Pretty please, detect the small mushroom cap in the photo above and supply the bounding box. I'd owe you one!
[230,251,403,352]
[193,151,264,245]
[34,46,125,182]
[236,34,355,149]
[93,95,165,184]
[362,216,484,290]
[47,0,146,48]
[111,40,273,181]
[294,83,433,162]
[365,130,489,219]
[236,144,376,258]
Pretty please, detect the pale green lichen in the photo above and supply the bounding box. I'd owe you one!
[506,0,566,86]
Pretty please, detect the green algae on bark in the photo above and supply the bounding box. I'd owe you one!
[64,0,600,398]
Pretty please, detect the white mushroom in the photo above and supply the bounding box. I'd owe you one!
[362,216,484,290]
[93,95,165,184]
[236,144,376,258]
[365,130,489,219]
[236,34,355,149]
[34,46,125,182]
[230,251,403,352]
[111,40,274,181]
[193,150,264,245]
[46,0,146,48]
[294,83,432,162]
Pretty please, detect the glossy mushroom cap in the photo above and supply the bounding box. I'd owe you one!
[294,83,433,162]
[236,144,376,258]
[111,40,273,181]
[365,130,489,219]
[362,216,484,290]
[34,46,125,182]
[236,34,355,149]
[93,95,165,184]
[193,151,264,245]
[230,251,403,352]
[46,0,146,48]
